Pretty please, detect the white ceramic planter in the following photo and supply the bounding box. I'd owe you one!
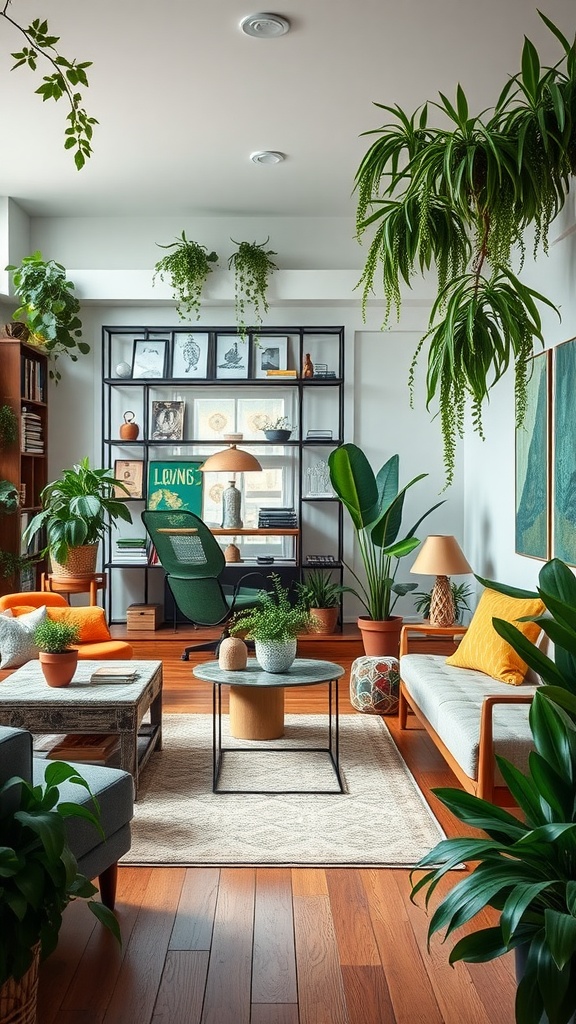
[254,639,297,673]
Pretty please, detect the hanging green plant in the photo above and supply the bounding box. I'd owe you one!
[354,12,575,486]
[228,238,278,340]
[0,404,18,447]
[6,251,88,384]
[153,232,219,320]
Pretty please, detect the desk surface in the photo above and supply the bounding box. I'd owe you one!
[193,657,345,689]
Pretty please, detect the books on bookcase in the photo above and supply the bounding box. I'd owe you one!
[34,733,120,766]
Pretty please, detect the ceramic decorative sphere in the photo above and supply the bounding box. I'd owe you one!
[115,361,132,378]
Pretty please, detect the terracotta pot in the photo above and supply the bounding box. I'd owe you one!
[357,615,403,658]
[310,606,339,635]
[39,650,79,688]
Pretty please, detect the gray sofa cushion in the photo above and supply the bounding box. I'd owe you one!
[0,726,33,816]
[400,653,538,784]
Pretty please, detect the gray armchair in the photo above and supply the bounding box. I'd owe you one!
[0,726,133,908]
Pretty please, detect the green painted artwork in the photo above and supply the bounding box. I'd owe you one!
[554,339,576,565]
[147,461,203,513]
[515,350,548,559]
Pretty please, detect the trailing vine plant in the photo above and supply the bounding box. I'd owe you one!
[1,2,96,168]
[153,232,219,320]
[354,12,576,486]
[228,238,278,340]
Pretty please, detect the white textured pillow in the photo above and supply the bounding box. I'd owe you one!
[0,605,47,668]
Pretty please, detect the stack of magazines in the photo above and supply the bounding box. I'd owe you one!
[258,506,298,528]
[115,537,148,563]
[90,666,139,684]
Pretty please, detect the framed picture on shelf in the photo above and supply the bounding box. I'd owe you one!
[131,338,168,379]
[171,332,210,379]
[215,336,250,379]
[150,400,185,441]
[147,460,203,514]
[193,398,236,440]
[253,337,288,378]
[113,460,144,499]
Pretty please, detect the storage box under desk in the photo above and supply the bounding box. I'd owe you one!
[126,604,163,630]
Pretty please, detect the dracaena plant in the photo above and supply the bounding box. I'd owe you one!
[355,12,576,486]
[411,558,576,1024]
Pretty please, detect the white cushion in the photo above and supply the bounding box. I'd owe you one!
[0,605,47,668]
[400,653,538,784]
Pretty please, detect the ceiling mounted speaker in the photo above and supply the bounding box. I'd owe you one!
[240,13,290,38]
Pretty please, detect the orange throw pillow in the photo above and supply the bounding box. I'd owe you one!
[445,588,545,685]
[46,606,111,643]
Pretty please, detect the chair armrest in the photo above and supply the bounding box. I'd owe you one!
[477,693,535,801]
[399,622,468,658]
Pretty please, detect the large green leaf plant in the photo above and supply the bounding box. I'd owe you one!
[411,558,576,1024]
[328,443,444,620]
[355,13,576,486]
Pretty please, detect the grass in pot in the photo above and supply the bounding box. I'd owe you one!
[34,617,80,687]
[229,573,316,672]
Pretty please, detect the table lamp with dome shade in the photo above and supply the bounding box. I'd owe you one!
[410,535,473,627]
[200,441,262,559]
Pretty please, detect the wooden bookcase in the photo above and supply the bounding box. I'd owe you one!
[0,339,48,596]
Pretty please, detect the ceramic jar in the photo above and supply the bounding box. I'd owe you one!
[255,639,297,673]
[119,411,139,440]
[218,637,248,671]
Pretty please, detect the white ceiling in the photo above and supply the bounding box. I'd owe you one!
[1,0,574,219]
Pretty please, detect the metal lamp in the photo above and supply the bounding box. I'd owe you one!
[410,535,472,626]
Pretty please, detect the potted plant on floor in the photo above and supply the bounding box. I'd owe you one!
[6,251,89,383]
[0,760,120,1022]
[230,573,316,672]
[22,457,132,578]
[296,568,347,634]
[34,616,81,687]
[153,231,219,320]
[328,443,444,656]
[410,557,576,1024]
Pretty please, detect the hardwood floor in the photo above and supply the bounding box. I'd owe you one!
[37,630,517,1023]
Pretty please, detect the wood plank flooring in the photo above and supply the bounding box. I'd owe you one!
[37,630,517,1023]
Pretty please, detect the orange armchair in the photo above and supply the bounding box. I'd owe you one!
[0,592,133,660]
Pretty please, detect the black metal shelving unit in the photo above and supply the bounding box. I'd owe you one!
[101,325,345,624]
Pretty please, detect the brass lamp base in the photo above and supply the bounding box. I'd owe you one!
[429,575,456,626]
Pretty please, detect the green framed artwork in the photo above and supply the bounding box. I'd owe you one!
[515,349,550,560]
[554,337,576,565]
[147,460,203,513]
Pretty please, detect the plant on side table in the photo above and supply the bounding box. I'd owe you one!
[230,573,316,672]
[296,569,347,634]
[410,557,576,1024]
[153,231,219,319]
[228,238,278,340]
[328,443,444,656]
[0,761,120,1021]
[34,616,81,687]
[23,457,132,577]
[6,251,89,383]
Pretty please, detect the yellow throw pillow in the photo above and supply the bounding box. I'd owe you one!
[445,588,545,685]
[46,606,111,643]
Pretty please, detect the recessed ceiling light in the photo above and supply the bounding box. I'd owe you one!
[240,13,290,38]
[250,151,285,165]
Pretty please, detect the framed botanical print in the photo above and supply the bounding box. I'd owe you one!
[150,400,185,441]
[215,336,250,379]
[515,349,550,560]
[131,338,168,379]
[172,332,210,379]
[253,336,288,378]
[113,460,144,499]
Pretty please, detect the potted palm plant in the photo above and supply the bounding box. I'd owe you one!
[22,457,133,577]
[328,443,444,656]
[296,569,347,634]
[230,573,316,672]
[0,760,120,1022]
[33,616,81,687]
[410,557,576,1024]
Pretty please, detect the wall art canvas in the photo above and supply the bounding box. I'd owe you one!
[554,338,576,564]
[515,349,549,560]
[253,336,288,378]
[172,333,210,379]
[147,460,203,513]
[131,338,168,379]
[215,336,249,379]
[151,400,185,441]
[113,460,144,499]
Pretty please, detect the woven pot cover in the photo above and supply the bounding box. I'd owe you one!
[350,656,400,716]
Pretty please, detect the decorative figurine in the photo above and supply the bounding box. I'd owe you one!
[119,411,140,440]
[303,353,314,378]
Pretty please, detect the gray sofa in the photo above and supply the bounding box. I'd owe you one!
[0,725,133,908]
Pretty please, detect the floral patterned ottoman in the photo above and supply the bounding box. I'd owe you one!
[349,656,400,716]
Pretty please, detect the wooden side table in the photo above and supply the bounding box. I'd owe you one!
[41,572,107,607]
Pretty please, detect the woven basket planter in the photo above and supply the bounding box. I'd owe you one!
[50,543,98,579]
[0,944,41,1024]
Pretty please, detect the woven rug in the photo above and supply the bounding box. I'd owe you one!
[122,713,446,867]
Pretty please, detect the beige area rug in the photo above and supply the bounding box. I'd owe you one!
[122,714,447,867]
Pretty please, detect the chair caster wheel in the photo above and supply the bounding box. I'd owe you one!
[181,653,189,661]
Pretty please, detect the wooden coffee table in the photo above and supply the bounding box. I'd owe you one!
[0,659,162,797]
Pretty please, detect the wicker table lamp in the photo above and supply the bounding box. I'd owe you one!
[410,535,472,627]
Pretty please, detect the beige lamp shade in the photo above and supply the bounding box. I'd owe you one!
[199,444,263,474]
[411,535,472,627]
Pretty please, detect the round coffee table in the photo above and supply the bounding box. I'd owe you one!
[193,658,345,794]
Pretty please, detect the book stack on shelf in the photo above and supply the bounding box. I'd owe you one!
[21,408,44,454]
[22,357,46,402]
[34,733,120,766]
[266,369,298,378]
[115,536,148,563]
[258,506,298,528]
